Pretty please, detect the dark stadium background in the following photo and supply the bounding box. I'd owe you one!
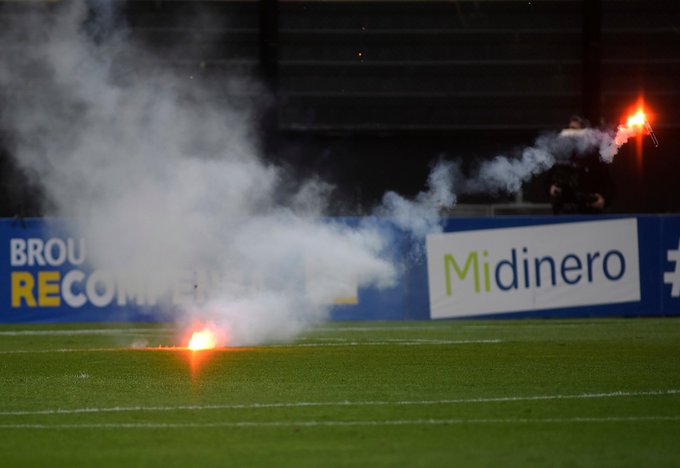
[1,0,679,216]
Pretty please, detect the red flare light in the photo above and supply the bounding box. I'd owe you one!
[183,323,226,381]
[615,101,659,149]
[612,99,659,170]
[626,110,647,128]
[184,322,227,350]
[188,328,217,351]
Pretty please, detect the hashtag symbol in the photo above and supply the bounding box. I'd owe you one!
[664,237,680,297]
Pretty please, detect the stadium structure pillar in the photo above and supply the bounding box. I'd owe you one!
[259,0,279,88]
[582,0,602,126]
[258,0,280,155]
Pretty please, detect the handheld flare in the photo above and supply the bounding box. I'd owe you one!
[644,121,659,147]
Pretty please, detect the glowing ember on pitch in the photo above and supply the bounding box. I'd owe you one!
[187,327,218,350]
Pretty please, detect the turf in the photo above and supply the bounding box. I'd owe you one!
[0,318,679,467]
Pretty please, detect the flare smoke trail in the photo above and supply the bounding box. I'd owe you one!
[0,3,399,345]
[463,127,620,196]
[383,126,622,242]
[0,3,626,345]
[391,126,620,222]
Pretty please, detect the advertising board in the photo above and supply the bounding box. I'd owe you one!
[426,218,641,318]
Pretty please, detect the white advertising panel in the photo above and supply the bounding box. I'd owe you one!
[426,218,641,318]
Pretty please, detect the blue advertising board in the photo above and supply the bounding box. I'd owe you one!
[1,215,679,323]
[0,218,174,323]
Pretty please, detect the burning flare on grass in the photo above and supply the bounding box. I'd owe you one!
[187,328,218,351]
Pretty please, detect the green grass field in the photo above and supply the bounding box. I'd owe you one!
[0,318,679,467]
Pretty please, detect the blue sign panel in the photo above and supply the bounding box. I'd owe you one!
[661,216,680,314]
[1,215,679,322]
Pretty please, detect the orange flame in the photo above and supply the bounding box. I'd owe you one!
[617,98,657,169]
[187,328,217,351]
[615,104,653,146]
[626,110,647,128]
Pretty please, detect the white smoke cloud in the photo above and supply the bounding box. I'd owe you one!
[0,3,634,345]
[462,128,620,196]
[600,125,639,163]
[377,161,458,238]
[0,2,397,345]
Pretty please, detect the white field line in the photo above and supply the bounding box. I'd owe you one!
[0,325,455,336]
[1,415,679,429]
[314,326,447,332]
[1,389,678,417]
[312,338,492,343]
[462,324,588,329]
[272,339,502,347]
[461,321,680,329]
[0,339,502,354]
[0,348,128,354]
[0,329,171,336]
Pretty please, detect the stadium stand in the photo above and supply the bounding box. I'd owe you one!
[0,0,679,214]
